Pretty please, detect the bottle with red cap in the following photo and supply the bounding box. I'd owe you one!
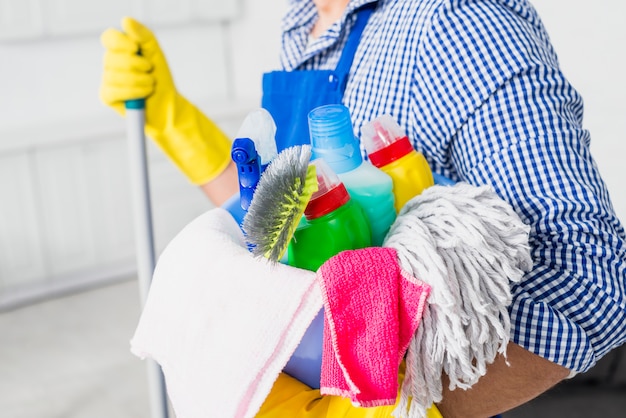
[287,158,371,272]
[361,114,434,212]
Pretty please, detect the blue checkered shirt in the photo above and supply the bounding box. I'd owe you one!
[279,0,626,373]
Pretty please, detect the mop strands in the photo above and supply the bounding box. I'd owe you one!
[243,145,318,262]
[384,182,533,418]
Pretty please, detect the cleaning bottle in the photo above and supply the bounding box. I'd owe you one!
[236,108,278,172]
[288,158,372,272]
[308,104,395,246]
[224,108,279,224]
[231,137,260,212]
[361,114,434,212]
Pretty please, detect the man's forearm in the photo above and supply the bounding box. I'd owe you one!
[200,161,239,207]
[436,342,571,417]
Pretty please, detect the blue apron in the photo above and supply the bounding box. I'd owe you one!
[223,5,376,226]
[261,4,375,153]
[261,4,376,389]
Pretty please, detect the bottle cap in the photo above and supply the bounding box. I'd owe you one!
[231,137,257,165]
[308,104,362,174]
[236,108,278,167]
[304,158,350,220]
[361,114,413,167]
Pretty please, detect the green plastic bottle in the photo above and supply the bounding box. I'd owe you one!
[288,159,372,272]
[361,114,434,212]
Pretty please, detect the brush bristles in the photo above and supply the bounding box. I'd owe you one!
[243,145,317,263]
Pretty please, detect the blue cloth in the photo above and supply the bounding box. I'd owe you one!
[278,0,626,374]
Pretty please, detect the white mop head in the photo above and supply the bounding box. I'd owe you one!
[384,183,532,418]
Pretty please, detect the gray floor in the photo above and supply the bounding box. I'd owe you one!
[1,280,624,418]
[0,280,152,418]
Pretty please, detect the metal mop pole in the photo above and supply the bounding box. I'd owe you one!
[126,98,170,418]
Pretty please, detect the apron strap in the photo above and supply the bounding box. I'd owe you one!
[334,3,377,75]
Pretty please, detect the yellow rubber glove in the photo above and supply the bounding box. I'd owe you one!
[257,369,443,417]
[99,17,231,185]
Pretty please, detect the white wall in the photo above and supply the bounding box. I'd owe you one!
[0,0,623,308]
[0,0,286,309]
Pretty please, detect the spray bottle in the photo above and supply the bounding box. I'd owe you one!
[231,137,260,211]
[288,158,371,272]
[236,108,279,172]
[308,104,395,246]
[223,108,279,224]
[361,114,434,212]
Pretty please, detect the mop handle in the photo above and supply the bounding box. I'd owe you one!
[125,98,170,418]
[125,97,154,303]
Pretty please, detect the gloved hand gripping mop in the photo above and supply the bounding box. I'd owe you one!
[100,17,231,186]
[102,17,188,418]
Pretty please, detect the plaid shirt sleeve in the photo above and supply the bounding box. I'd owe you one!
[280,0,626,373]
[412,0,626,373]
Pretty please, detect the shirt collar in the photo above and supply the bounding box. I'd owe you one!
[280,0,382,70]
[282,0,379,33]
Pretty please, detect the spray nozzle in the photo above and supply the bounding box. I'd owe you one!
[231,138,257,165]
[232,108,279,211]
[361,114,405,153]
[304,158,350,220]
[236,108,278,168]
[361,114,413,167]
[231,137,261,210]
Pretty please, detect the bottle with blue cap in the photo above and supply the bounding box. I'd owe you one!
[308,104,396,246]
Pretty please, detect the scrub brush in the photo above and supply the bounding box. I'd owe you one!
[243,145,318,263]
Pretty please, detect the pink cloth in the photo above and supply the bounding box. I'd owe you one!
[317,247,430,407]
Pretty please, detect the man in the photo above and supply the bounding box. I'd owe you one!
[100,1,626,416]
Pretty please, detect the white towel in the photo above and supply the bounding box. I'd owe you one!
[130,208,322,418]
